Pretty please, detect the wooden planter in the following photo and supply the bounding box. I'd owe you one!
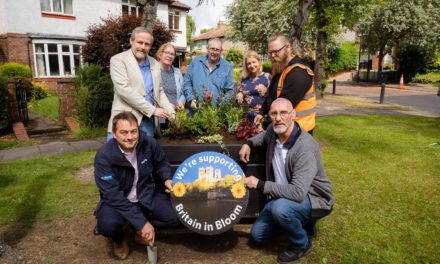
[160,139,267,219]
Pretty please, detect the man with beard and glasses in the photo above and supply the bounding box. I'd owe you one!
[239,98,334,264]
[255,34,317,135]
[107,27,175,139]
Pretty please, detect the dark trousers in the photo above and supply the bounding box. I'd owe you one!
[96,192,179,243]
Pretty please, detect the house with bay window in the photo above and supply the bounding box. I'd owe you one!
[0,0,190,91]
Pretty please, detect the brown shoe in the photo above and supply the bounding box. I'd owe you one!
[113,240,129,260]
[134,233,150,246]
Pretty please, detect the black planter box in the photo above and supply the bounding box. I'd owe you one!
[160,140,267,219]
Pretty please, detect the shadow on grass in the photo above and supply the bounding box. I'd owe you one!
[1,173,50,246]
[0,174,17,189]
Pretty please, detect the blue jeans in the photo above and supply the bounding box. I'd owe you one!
[96,192,179,243]
[140,117,154,137]
[251,196,311,248]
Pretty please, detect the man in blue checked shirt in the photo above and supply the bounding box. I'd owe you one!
[183,38,234,108]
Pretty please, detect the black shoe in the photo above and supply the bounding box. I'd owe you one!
[277,241,312,264]
[305,220,317,239]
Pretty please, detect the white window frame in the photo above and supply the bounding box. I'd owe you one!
[33,40,83,78]
[168,10,180,30]
[122,0,140,17]
[40,0,74,16]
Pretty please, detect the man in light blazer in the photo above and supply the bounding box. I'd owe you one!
[107,26,175,138]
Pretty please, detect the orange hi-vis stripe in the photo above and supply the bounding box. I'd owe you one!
[276,63,317,131]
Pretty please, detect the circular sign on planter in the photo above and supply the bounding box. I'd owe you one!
[171,151,248,235]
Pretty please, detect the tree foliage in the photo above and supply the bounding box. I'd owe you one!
[82,14,174,71]
[225,49,243,68]
[359,0,440,73]
[327,41,358,72]
[226,0,300,54]
[186,15,196,45]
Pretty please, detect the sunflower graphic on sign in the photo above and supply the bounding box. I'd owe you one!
[171,151,249,235]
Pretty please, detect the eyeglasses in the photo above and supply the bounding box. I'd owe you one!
[268,109,293,119]
[268,45,286,56]
[163,51,175,57]
[208,47,222,53]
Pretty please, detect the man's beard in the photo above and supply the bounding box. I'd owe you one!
[270,59,287,75]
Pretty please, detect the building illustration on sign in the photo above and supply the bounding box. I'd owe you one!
[198,166,222,184]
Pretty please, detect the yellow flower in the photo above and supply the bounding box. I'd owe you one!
[173,182,186,197]
[230,183,246,199]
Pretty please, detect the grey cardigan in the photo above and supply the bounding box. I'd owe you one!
[247,123,334,218]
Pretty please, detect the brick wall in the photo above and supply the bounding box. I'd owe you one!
[34,78,64,94]
[0,33,30,66]
[56,79,76,120]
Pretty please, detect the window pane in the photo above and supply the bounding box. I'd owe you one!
[175,15,179,30]
[63,0,73,14]
[122,5,129,15]
[40,0,50,12]
[130,0,136,5]
[49,54,60,76]
[48,44,58,52]
[131,7,136,14]
[73,45,80,53]
[169,14,173,29]
[53,0,62,12]
[35,44,45,53]
[63,55,72,75]
[61,45,70,52]
[36,54,47,76]
[122,0,128,3]
[74,55,80,69]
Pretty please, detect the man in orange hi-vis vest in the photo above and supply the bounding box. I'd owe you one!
[255,33,316,135]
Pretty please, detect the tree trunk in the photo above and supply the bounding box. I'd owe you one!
[378,49,384,73]
[138,0,158,32]
[315,30,327,99]
[314,0,328,99]
[288,0,314,54]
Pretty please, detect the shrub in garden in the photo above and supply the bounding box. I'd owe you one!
[412,72,440,85]
[0,62,31,79]
[75,63,113,128]
[225,49,243,68]
[0,77,8,130]
[326,42,358,73]
[82,14,174,71]
[262,61,272,74]
[30,83,49,100]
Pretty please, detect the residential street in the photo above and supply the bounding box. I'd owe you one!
[332,82,439,116]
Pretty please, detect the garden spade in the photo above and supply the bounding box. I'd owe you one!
[146,241,157,264]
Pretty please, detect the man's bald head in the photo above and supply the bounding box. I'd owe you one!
[271,98,294,113]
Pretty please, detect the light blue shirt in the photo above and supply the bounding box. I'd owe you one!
[182,55,234,106]
[139,58,154,105]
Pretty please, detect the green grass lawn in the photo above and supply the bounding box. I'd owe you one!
[0,115,439,263]
[28,95,60,121]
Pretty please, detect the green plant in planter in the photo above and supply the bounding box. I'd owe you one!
[217,96,245,133]
[163,109,192,137]
[196,134,229,156]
